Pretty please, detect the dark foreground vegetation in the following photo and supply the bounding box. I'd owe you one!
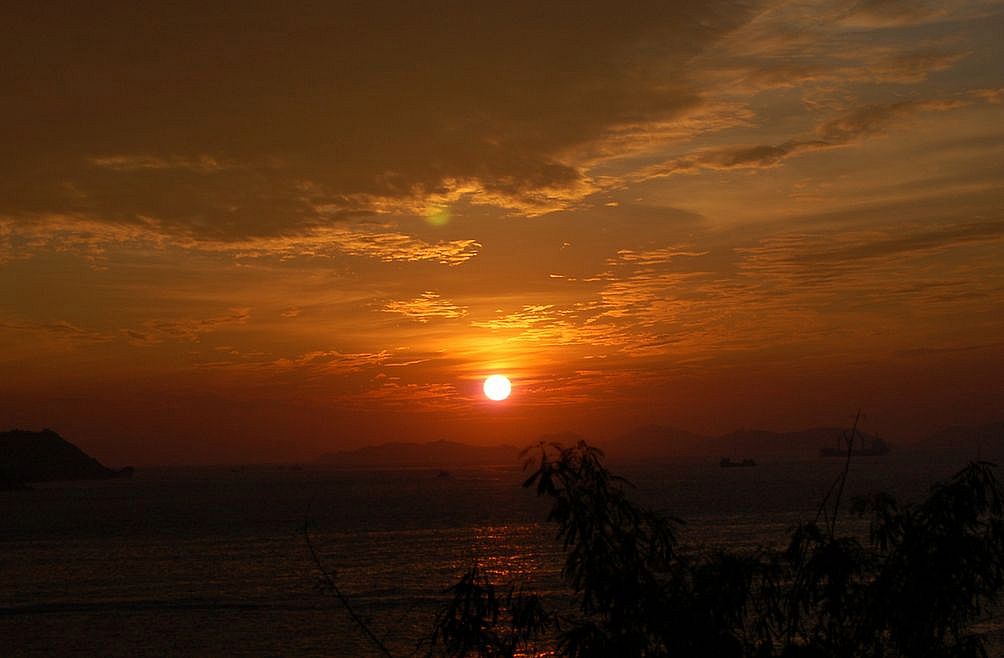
[317,440,1004,658]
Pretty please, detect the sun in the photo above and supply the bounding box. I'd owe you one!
[483,374,512,401]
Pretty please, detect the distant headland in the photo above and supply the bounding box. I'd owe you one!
[317,421,1004,468]
[0,429,134,490]
[316,439,520,468]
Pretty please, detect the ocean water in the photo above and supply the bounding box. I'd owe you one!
[0,454,993,656]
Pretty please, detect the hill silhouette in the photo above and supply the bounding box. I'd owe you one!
[316,439,520,468]
[600,425,891,461]
[914,421,1004,460]
[0,429,133,487]
[317,421,1001,467]
[317,426,891,468]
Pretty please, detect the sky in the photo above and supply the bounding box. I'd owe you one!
[1,1,1002,464]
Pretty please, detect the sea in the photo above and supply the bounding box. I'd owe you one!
[0,452,998,656]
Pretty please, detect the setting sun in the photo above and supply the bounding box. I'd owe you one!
[483,375,512,401]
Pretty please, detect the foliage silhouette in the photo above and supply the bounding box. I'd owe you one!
[428,440,1004,658]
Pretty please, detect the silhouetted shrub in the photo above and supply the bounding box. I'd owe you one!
[430,441,1004,658]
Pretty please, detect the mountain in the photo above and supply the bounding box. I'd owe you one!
[0,429,134,487]
[602,425,886,460]
[605,422,1004,461]
[914,421,1004,460]
[715,427,885,459]
[316,421,1004,468]
[316,439,520,467]
[600,425,709,461]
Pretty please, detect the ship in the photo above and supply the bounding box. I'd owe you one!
[720,457,757,468]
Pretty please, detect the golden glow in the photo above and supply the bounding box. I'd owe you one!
[483,374,512,401]
[3,3,1001,463]
[424,205,451,226]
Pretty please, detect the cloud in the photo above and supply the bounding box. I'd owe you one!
[186,346,397,380]
[471,305,561,330]
[729,220,1004,322]
[270,350,390,373]
[0,319,111,343]
[465,208,1004,367]
[2,0,992,243]
[354,381,462,410]
[814,99,965,143]
[595,272,706,321]
[692,0,986,100]
[89,154,231,173]
[383,292,468,323]
[852,50,970,84]
[0,214,168,267]
[895,341,1004,358]
[609,248,709,266]
[0,1,757,236]
[126,308,252,345]
[469,298,694,358]
[0,215,482,266]
[711,48,970,94]
[835,0,948,27]
[639,140,822,178]
[736,221,1004,284]
[639,98,971,179]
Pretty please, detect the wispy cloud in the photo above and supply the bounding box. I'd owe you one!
[0,214,168,267]
[736,221,1004,284]
[835,0,950,28]
[0,319,112,343]
[125,308,252,345]
[270,349,390,373]
[383,292,468,323]
[609,248,709,266]
[89,154,232,173]
[0,215,481,266]
[471,305,563,330]
[638,97,973,179]
[470,298,693,358]
[355,381,461,409]
[815,99,966,142]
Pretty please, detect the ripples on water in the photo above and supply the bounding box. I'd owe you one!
[0,455,988,656]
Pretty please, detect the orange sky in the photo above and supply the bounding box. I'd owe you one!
[2,1,1002,464]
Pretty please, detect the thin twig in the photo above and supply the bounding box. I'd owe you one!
[828,410,861,538]
[303,499,396,658]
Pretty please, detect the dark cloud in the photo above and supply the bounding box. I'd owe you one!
[125,308,252,344]
[790,221,1004,266]
[0,1,757,237]
[896,341,1004,358]
[837,0,947,27]
[0,319,111,342]
[735,220,1004,293]
[639,139,822,177]
[641,98,970,178]
[814,99,962,142]
[733,49,968,89]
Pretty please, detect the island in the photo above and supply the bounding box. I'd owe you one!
[316,439,520,468]
[0,428,134,488]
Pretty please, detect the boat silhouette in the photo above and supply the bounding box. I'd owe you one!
[720,457,757,468]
